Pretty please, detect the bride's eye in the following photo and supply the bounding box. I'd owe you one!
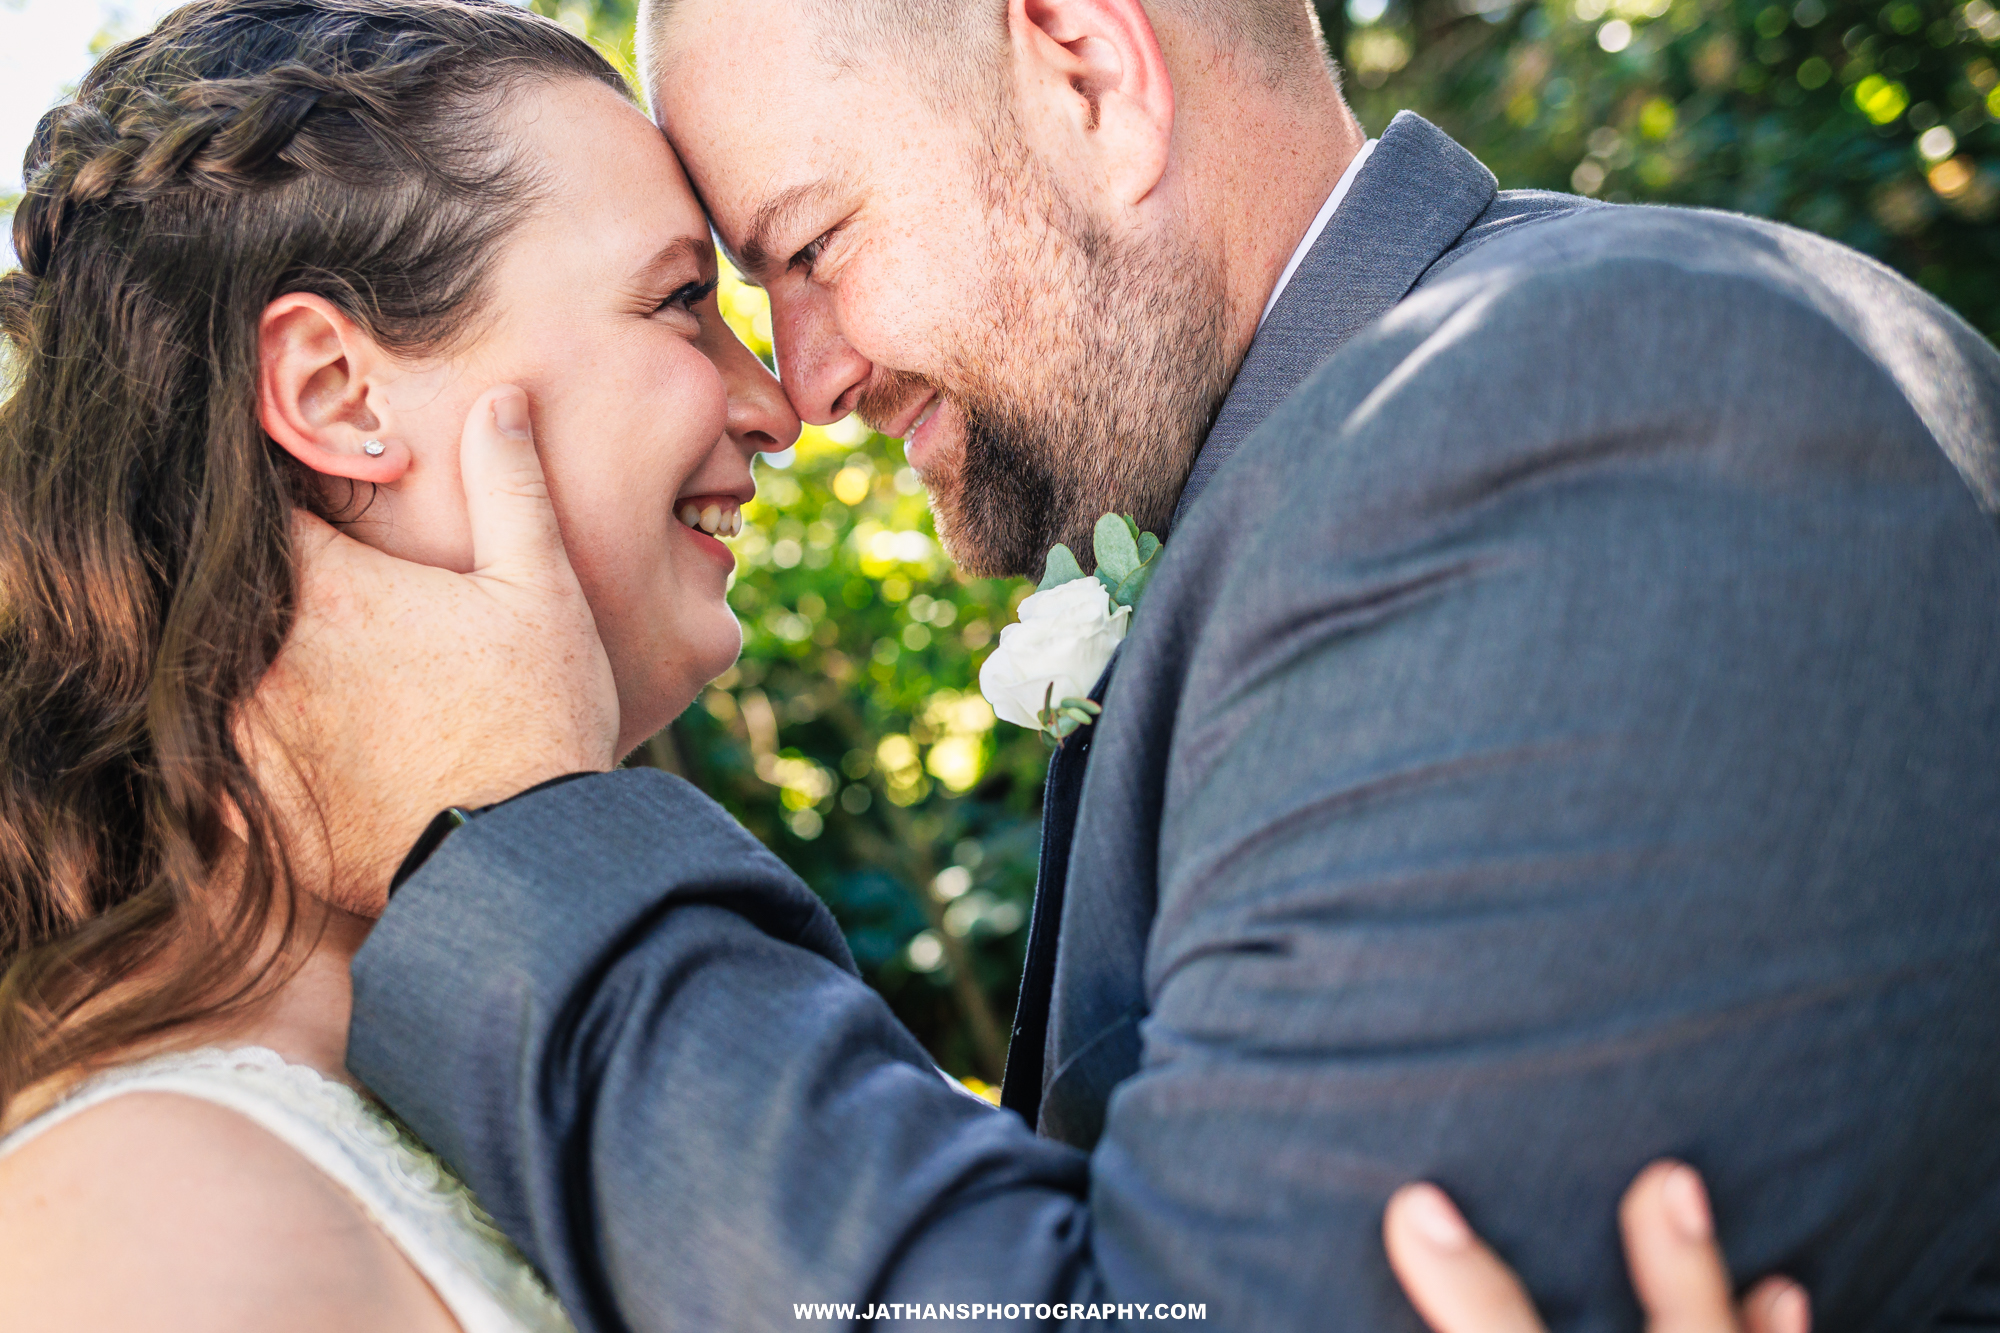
[655,278,718,321]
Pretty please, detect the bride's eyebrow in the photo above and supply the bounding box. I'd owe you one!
[632,235,713,290]
[736,176,847,280]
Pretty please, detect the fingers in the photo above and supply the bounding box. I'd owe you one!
[459,385,570,587]
[1384,1183,1546,1333]
[1617,1161,1745,1333]
[1739,1277,1811,1333]
[1386,1166,1810,1333]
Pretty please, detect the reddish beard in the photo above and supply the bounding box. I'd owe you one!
[855,153,1235,579]
[858,368,1073,579]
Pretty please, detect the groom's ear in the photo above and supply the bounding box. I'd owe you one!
[258,294,413,485]
[1009,0,1174,208]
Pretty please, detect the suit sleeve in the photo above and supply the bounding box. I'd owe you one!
[349,768,1130,1331]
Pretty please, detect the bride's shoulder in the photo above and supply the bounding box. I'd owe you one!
[0,1090,459,1332]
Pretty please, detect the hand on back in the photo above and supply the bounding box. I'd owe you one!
[1386,1161,1810,1333]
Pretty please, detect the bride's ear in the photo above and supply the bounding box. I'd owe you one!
[257,294,413,484]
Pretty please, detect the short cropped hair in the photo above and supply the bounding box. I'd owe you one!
[640,0,1333,110]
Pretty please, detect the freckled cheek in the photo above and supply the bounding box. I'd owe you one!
[833,285,904,363]
[615,335,730,460]
[837,239,981,370]
[537,336,728,497]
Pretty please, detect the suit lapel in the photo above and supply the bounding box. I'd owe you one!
[999,652,1115,1119]
[1002,113,1501,1129]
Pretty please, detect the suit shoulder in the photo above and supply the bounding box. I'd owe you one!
[1386,204,2000,505]
[1431,188,1602,272]
[1423,199,1988,363]
[0,1092,456,1332]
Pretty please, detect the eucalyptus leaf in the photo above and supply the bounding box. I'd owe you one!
[1093,513,1141,583]
[1038,543,1088,592]
[1106,558,1157,609]
[1137,532,1162,563]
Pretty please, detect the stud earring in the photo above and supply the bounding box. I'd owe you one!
[363,440,386,457]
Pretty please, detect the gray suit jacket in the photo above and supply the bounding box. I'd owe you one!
[351,114,2000,1332]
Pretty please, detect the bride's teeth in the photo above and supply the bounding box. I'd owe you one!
[679,501,744,537]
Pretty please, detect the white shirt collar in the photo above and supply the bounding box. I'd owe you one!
[1257,138,1377,329]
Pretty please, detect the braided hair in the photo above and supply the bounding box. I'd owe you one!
[0,0,625,1113]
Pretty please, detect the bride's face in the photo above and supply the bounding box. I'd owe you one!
[273,79,797,755]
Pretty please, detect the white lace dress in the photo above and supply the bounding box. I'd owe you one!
[0,1046,574,1333]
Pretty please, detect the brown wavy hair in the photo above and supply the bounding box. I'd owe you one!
[0,0,625,1114]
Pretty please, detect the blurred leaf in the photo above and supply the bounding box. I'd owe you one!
[1343,0,2000,335]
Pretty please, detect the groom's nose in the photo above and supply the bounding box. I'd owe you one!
[768,285,873,427]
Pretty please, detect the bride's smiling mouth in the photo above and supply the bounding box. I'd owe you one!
[675,492,748,569]
[676,497,744,538]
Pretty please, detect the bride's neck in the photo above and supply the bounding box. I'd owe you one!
[5,898,375,1132]
[214,904,374,1090]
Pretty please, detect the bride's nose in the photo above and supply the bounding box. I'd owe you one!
[721,336,800,461]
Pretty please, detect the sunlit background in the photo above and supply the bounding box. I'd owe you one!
[3,0,1996,1088]
[1,2,188,213]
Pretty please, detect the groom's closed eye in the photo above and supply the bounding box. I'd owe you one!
[734,174,857,282]
[788,228,840,279]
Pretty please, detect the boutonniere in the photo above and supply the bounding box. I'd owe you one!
[979,514,1164,747]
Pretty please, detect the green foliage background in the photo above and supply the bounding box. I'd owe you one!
[522,0,1998,1089]
[4,0,1989,1087]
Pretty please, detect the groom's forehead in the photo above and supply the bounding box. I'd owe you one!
[646,0,855,84]
[647,0,1000,127]
[646,0,956,66]
[647,0,847,158]
[654,16,979,252]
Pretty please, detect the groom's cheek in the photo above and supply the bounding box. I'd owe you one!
[846,212,989,361]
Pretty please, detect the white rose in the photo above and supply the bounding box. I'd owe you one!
[979,578,1131,730]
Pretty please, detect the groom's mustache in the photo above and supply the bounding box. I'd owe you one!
[855,368,948,442]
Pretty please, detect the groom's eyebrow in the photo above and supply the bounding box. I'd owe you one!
[737,177,844,280]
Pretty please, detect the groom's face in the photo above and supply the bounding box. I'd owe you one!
[654,0,1234,578]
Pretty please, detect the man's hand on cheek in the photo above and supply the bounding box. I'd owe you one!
[237,386,619,912]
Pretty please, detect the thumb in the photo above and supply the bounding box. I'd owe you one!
[460,385,572,587]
